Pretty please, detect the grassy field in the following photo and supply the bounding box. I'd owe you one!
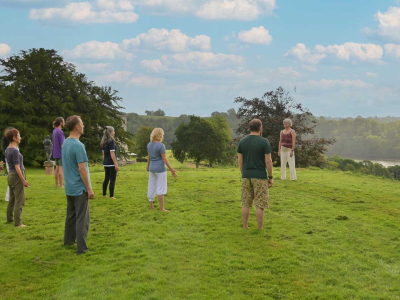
[0,155,399,300]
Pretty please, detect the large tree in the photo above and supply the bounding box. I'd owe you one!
[171,116,234,168]
[235,86,335,167]
[0,48,132,165]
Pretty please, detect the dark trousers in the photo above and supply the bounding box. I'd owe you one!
[64,192,90,254]
[103,167,117,197]
[7,171,26,226]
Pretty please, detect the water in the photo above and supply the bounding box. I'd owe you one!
[353,159,400,168]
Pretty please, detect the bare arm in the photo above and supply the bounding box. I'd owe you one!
[265,153,273,187]
[110,151,119,171]
[15,164,29,187]
[78,162,94,198]
[278,131,282,156]
[238,153,243,174]
[147,153,150,172]
[161,153,177,177]
[291,130,296,150]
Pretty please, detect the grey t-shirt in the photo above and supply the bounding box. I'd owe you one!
[147,142,166,173]
[5,147,25,172]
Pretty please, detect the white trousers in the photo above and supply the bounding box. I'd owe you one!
[147,171,167,202]
[5,161,9,201]
[280,148,297,180]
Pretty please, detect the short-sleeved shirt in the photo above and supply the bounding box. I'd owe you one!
[52,128,65,159]
[62,138,91,197]
[237,135,272,179]
[102,140,117,167]
[147,142,166,173]
[5,147,25,173]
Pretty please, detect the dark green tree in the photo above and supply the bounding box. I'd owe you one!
[235,86,335,167]
[0,48,132,165]
[134,126,153,158]
[171,116,234,168]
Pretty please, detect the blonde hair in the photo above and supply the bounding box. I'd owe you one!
[283,118,292,126]
[150,128,164,142]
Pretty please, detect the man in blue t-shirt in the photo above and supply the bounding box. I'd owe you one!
[62,115,94,254]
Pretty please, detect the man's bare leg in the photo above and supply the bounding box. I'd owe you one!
[54,166,59,187]
[256,208,264,230]
[158,195,169,212]
[242,207,250,229]
[59,166,64,188]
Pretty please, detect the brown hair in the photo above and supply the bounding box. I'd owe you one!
[53,117,64,128]
[6,129,19,142]
[66,115,81,131]
[249,119,262,132]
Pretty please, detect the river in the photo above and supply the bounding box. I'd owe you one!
[353,159,400,168]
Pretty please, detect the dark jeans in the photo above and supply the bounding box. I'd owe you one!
[64,192,90,254]
[103,167,117,197]
[7,171,26,226]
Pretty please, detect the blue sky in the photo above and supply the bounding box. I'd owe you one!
[1,0,400,117]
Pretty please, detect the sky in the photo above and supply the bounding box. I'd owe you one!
[1,0,400,117]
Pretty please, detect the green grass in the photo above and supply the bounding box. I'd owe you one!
[0,155,399,300]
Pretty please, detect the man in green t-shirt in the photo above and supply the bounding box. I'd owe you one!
[237,119,273,230]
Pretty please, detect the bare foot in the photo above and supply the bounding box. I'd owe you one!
[103,195,108,198]
[243,226,249,229]
[149,203,154,210]
[160,209,169,212]
[110,197,117,200]
[60,186,65,189]
[16,224,26,228]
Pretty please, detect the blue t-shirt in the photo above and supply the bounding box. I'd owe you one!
[62,138,91,196]
[147,142,166,173]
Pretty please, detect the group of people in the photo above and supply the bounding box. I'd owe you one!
[2,115,297,253]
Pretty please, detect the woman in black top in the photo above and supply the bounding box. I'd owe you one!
[101,126,119,199]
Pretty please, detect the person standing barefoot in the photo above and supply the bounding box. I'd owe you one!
[101,126,119,200]
[52,117,66,188]
[147,128,177,211]
[5,129,29,228]
[278,118,297,181]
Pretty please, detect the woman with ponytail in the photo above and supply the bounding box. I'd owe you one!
[53,117,65,188]
[101,126,119,199]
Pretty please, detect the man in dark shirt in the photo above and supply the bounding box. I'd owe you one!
[237,119,273,230]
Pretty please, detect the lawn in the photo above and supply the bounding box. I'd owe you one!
[0,155,399,300]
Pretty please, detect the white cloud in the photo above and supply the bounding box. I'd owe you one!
[30,1,139,24]
[99,70,133,83]
[122,28,211,52]
[315,42,383,62]
[276,67,303,78]
[129,76,166,88]
[363,7,400,41]
[285,42,383,64]
[73,62,110,74]
[62,41,133,60]
[302,65,317,72]
[384,43,400,58]
[305,79,373,89]
[138,0,276,21]
[284,43,326,65]
[238,26,272,45]
[141,59,165,73]
[0,43,11,57]
[366,72,377,78]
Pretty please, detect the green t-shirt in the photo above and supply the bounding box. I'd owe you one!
[237,135,272,179]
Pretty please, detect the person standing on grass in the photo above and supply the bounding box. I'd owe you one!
[62,115,94,254]
[53,117,66,188]
[5,129,29,228]
[101,126,119,200]
[147,128,177,211]
[278,118,297,181]
[237,119,273,230]
[2,127,14,202]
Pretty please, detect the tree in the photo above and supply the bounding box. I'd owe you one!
[133,126,153,158]
[0,48,132,165]
[145,109,165,116]
[171,116,234,168]
[235,86,335,167]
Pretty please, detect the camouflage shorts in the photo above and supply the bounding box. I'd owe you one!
[241,178,269,209]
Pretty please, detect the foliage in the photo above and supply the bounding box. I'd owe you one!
[133,126,154,158]
[1,159,400,299]
[314,116,400,160]
[171,116,234,168]
[0,48,132,165]
[235,86,335,167]
[145,109,166,116]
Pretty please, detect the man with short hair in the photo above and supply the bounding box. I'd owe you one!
[237,119,273,230]
[62,115,94,254]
